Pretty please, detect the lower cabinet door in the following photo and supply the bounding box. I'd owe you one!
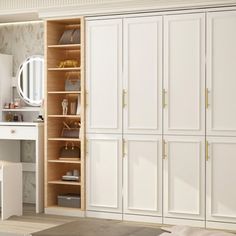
[163,136,205,221]
[206,137,236,224]
[86,134,122,213]
[123,135,162,217]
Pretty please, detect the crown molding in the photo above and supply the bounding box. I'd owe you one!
[1,0,236,22]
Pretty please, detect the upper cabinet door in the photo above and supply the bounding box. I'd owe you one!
[123,16,162,135]
[164,13,205,135]
[86,19,122,134]
[207,11,236,136]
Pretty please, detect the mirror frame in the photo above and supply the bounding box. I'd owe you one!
[17,55,44,107]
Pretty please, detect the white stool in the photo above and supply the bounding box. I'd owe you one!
[0,161,22,220]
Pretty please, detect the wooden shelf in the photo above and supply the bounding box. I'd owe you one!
[48,180,81,186]
[48,67,81,71]
[48,91,81,94]
[48,160,81,164]
[46,17,85,214]
[46,205,82,210]
[48,138,80,141]
[48,115,80,118]
[48,44,81,50]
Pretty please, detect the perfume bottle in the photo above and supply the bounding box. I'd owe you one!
[5,112,13,122]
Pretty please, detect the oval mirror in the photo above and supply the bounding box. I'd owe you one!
[17,55,44,106]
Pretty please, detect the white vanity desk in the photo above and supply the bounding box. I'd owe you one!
[0,122,44,213]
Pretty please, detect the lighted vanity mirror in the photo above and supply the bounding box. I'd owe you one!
[17,55,44,106]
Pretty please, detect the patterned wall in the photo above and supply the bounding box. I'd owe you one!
[0,22,44,204]
[0,22,44,76]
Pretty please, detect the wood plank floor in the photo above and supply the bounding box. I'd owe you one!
[0,204,77,235]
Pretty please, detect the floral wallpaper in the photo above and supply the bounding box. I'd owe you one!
[0,22,44,204]
[0,21,44,75]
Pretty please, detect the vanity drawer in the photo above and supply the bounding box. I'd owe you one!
[0,126,37,140]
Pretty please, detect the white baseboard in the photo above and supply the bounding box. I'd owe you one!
[123,214,162,224]
[86,210,122,220]
[163,217,205,228]
[206,221,236,232]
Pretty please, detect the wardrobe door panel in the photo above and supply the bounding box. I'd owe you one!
[86,19,122,134]
[123,135,162,217]
[164,13,205,135]
[86,134,122,213]
[207,11,236,136]
[206,137,236,223]
[163,136,205,221]
[123,16,162,135]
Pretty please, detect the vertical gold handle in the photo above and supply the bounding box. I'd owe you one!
[163,140,168,159]
[206,141,209,161]
[123,89,127,108]
[206,88,210,109]
[163,89,167,108]
[122,139,127,157]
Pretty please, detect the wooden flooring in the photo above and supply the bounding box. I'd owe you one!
[0,204,77,235]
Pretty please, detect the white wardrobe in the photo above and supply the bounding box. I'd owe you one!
[86,9,236,230]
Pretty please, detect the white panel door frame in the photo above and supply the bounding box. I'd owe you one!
[206,11,236,136]
[164,13,205,135]
[206,136,236,223]
[86,134,122,213]
[163,135,205,220]
[123,16,162,135]
[86,19,123,134]
[123,134,162,217]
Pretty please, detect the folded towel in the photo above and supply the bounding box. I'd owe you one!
[160,225,234,236]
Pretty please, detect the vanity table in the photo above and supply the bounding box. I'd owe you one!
[0,54,45,213]
[0,122,44,213]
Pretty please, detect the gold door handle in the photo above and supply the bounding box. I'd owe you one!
[163,140,167,159]
[206,88,210,109]
[123,90,127,108]
[206,141,210,161]
[163,89,167,108]
[122,139,127,157]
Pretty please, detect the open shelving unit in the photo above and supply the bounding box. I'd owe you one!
[45,17,85,216]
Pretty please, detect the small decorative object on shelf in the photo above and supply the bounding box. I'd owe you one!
[5,112,13,122]
[58,59,79,68]
[65,72,80,91]
[14,98,21,108]
[62,168,80,181]
[58,29,81,45]
[57,193,81,208]
[70,102,77,115]
[61,121,80,138]
[59,142,80,160]
[61,99,68,115]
